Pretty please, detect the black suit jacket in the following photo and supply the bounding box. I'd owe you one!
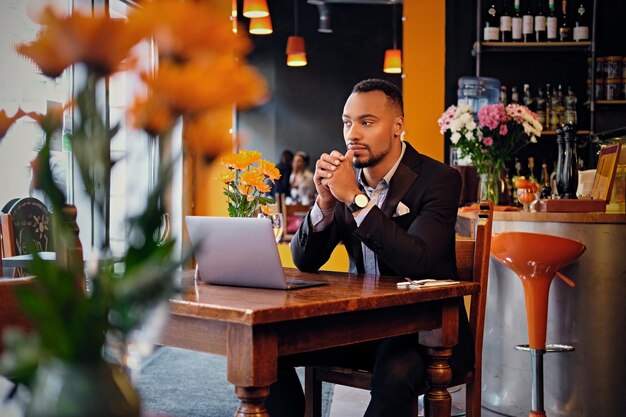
[290,142,474,374]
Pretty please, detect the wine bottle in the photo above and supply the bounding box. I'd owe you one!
[534,0,547,42]
[484,2,500,41]
[500,0,513,42]
[573,1,589,41]
[523,83,535,111]
[511,85,520,104]
[547,0,558,41]
[500,85,509,105]
[564,86,578,125]
[559,0,571,41]
[545,83,552,129]
[512,0,523,42]
[540,160,551,199]
[536,87,547,128]
[522,0,535,42]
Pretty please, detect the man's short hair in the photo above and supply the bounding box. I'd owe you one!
[352,79,404,116]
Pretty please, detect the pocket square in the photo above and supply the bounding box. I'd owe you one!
[393,202,410,217]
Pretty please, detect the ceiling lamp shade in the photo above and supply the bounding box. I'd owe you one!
[231,0,238,33]
[249,15,273,35]
[243,0,269,18]
[286,36,307,67]
[383,49,402,74]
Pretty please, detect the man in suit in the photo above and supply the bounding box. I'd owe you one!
[265,79,470,417]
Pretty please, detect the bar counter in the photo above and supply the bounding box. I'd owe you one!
[458,210,626,417]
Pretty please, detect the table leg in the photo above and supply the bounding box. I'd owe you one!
[234,386,270,417]
[423,347,453,417]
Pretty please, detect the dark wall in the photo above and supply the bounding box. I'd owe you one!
[238,1,403,166]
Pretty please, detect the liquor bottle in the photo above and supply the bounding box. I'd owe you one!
[547,0,558,41]
[536,87,547,128]
[559,0,571,41]
[500,0,513,42]
[573,1,589,41]
[522,0,535,42]
[527,156,537,184]
[500,85,508,105]
[564,86,578,125]
[556,84,565,125]
[512,0,523,42]
[534,0,547,42]
[522,83,535,111]
[484,2,500,41]
[550,85,561,129]
[545,83,552,129]
[511,86,520,104]
[540,160,552,198]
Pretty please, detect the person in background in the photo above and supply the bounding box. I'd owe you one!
[265,79,468,417]
[272,149,293,198]
[289,151,315,205]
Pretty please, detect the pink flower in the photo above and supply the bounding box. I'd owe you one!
[478,104,508,130]
[483,136,494,146]
[499,124,508,136]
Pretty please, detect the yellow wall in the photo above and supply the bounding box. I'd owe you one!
[403,2,445,162]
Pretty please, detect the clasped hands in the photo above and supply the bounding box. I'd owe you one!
[314,149,362,210]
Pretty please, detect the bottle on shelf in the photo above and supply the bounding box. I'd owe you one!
[534,0,547,42]
[573,1,589,41]
[522,0,535,42]
[500,85,508,105]
[556,84,565,125]
[564,86,578,125]
[484,1,500,41]
[545,83,552,129]
[547,0,559,41]
[536,87,547,128]
[540,160,552,199]
[522,83,535,111]
[500,0,512,42]
[549,85,562,129]
[527,156,537,184]
[511,85,520,104]
[512,0,523,42]
[559,0,571,41]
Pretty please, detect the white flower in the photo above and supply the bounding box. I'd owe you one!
[451,132,461,144]
[464,130,474,140]
[467,121,476,131]
[449,119,462,133]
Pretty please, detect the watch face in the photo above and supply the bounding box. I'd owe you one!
[355,194,369,208]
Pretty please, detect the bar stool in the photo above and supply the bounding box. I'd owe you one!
[490,232,585,417]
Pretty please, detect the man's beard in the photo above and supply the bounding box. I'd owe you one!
[352,140,393,168]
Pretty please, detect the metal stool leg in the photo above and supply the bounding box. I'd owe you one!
[530,349,546,416]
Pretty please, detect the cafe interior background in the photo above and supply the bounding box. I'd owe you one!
[1,0,625,262]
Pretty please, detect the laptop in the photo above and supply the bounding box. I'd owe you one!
[185,216,327,290]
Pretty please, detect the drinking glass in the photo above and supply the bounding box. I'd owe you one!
[258,213,284,243]
[518,188,539,212]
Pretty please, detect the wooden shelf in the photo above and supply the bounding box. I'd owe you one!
[595,100,626,105]
[541,130,591,136]
[479,41,591,52]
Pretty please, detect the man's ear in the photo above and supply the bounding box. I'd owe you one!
[394,116,404,136]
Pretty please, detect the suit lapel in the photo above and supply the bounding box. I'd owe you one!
[381,143,421,218]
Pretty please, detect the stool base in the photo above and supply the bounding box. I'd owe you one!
[515,343,575,353]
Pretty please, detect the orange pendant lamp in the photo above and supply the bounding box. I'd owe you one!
[231,0,238,34]
[249,15,273,35]
[383,2,402,74]
[243,0,269,18]
[286,0,307,67]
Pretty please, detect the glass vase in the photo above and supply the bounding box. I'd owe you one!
[26,359,141,417]
[477,163,503,206]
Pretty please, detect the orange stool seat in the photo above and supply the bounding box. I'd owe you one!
[490,231,585,350]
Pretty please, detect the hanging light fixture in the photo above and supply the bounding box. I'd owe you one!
[243,0,269,18]
[383,2,402,74]
[286,0,307,67]
[231,0,238,34]
[249,15,273,35]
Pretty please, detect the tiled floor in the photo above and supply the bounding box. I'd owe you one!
[328,384,507,417]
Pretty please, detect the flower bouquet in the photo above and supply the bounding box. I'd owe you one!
[438,103,542,205]
[0,1,266,415]
[218,150,281,218]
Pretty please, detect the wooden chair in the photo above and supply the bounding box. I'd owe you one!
[304,201,494,417]
[278,193,312,242]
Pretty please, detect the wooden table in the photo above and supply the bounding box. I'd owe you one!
[161,269,479,417]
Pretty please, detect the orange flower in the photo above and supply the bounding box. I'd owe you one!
[182,108,233,159]
[257,159,281,183]
[241,170,271,193]
[16,5,147,77]
[128,95,176,136]
[0,109,25,140]
[220,149,261,171]
[260,205,273,215]
[217,170,235,184]
[237,184,253,195]
[140,59,268,115]
[131,0,250,62]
